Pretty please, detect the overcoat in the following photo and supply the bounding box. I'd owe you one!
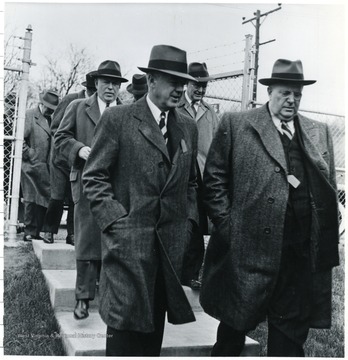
[200,104,340,331]
[21,106,51,207]
[50,90,86,199]
[82,97,199,332]
[177,94,219,177]
[54,93,102,260]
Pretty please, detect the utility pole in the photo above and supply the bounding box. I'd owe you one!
[242,4,282,107]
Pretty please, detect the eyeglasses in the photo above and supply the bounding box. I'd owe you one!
[279,90,302,100]
[191,82,208,90]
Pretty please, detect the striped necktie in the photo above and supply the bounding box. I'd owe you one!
[281,121,293,140]
[159,112,168,144]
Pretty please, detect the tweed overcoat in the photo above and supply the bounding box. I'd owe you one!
[50,90,86,199]
[200,104,340,331]
[21,106,51,207]
[82,97,199,332]
[54,93,102,260]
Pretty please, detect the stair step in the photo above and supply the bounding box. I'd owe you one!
[55,310,259,356]
[42,269,202,312]
[32,239,76,270]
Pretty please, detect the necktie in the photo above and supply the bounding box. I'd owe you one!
[191,102,197,117]
[281,121,293,141]
[105,102,110,108]
[159,112,168,144]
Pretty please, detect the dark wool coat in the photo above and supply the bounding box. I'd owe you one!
[200,104,340,331]
[82,97,199,332]
[54,93,102,260]
[21,107,51,207]
[50,90,86,199]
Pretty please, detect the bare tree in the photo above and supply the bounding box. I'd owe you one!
[4,33,22,95]
[36,44,95,98]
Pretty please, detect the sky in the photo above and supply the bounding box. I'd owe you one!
[3,0,346,114]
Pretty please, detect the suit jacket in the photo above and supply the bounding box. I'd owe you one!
[82,96,199,332]
[21,106,51,207]
[200,104,339,331]
[54,93,102,260]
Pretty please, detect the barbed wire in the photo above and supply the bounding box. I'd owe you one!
[188,39,245,56]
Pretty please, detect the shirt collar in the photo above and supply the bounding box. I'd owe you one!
[269,108,295,135]
[146,95,168,125]
[97,96,117,114]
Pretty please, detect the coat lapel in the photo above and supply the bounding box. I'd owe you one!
[85,93,101,126]
[196,102,207,122]
[247,104,288,172]
[135,98,170,163]
[34,107,50,136]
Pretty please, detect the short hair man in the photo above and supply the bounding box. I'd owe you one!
[200,59,340,356]
[54,61,127,320]
[177,62,219,289]
[82,45,199,356]
[21,90,60,241]
[126,73,148,102]
[42,71,97,246]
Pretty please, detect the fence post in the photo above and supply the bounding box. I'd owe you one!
[241,34,253,111]
[7,25,33,242]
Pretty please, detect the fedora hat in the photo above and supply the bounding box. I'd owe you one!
[95,60,128,83]
[81,71,97,88]
[188,62,215,82]
[138,44,197,82]
[259,59,316,86]
[126,74,148,96]
[39,90,60,110]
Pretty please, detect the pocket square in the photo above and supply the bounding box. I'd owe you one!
[181,139,188,153]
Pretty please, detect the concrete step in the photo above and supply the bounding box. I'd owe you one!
[32,239,76,270]
[42,269,202,312]
[55,310,259,356]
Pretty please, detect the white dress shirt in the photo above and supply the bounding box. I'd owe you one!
[97,96,117,115]
[146,95,169,125]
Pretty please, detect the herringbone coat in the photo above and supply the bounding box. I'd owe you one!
[82,97,199,332]
[200,104,340,331]
[21,107,51,207]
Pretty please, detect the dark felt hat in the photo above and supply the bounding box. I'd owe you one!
[259,59,316,86]
[81,71,97,88]
[188,62,215,82]
[126,74,148,96]
[39,90,60,110]
[138,44,197,82]
[95,60,128,83]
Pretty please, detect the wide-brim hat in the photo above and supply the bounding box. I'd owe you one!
[39,90,60,110]
[126,74,148,96]
[95,60,128,83]
[81,70,98,88]
[259,59,316,86]
[138,44,197,82]
[188,62,215,82]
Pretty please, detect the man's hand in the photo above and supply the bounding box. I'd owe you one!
[78,146,91,160]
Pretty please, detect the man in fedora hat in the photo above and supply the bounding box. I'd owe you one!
[177,62,219,290]
[21,90,60,241]
[82,44,199,356]
[55,60,127,320]
[42,71,97,246]
[200,59,339,356]
[126,73,148,102]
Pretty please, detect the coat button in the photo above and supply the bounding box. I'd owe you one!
[267,197,274,204]
[274,167,281,173]
[158,161,164,168]
[264,227,271,234]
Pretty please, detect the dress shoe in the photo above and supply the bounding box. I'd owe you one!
[23,234,34,242]
[190,279,202,290]
[66,234,75,246]
[43,232,54,244]
[73,299,89,320]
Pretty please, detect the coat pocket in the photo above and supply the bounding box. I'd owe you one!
[70,170,80,204]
